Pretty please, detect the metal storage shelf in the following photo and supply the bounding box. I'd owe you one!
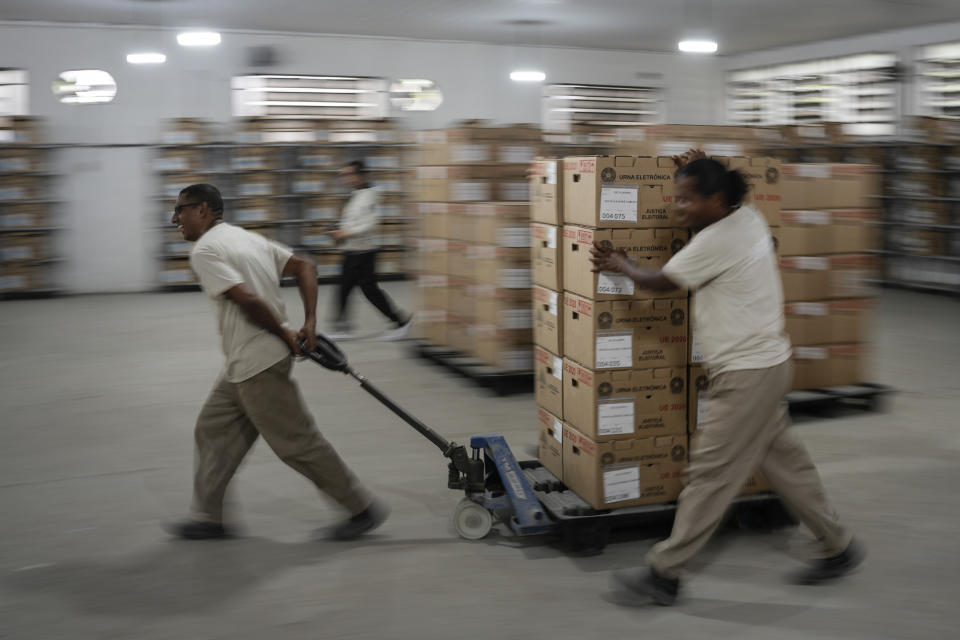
[874,195,960,202]
[0,226,64,234]
[0,258,64,266]
[869,249,960,263]
[874,221,960,231]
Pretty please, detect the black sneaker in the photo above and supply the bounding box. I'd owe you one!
[792,537,865,585]
[612,566,680,606]
[163,519,232,540]
[327,499,390,541]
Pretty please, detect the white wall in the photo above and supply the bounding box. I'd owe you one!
[721,20,960,120]
[0,22,725,293]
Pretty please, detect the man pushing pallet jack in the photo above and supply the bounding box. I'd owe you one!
[165,151,863,607]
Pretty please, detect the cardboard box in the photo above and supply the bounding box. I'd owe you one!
[464,202,530,247]
[533,286,563,355]
[0,264,51,291]
[780,254,877,301]
[829,299,871,344]
[718,157,783,227]
[471,283,532,331]
[562,226,688,300]
[233,198,282,224]
[419,203,461,240]
[0,203,48,229]
[535,346,565,419]
[417,238,448,275]
[530,158,563,225]
[781,164,878,209]
[415,165,527,202]
[418,310,450,347]
[469,245,531,289]
[153,148,204,173]
[563,294,688,370]
[888,230,946,256]
[563,426,686,510]
[0,116,43,145]
[297,148,337,169]
[161,118,210,145]
[563,156,679,228]
[0,233,49,262]
[0,175,39,201]
[469,325,532,371]
[891,201,948,226]
[159,258,197,285]
[792,344,866,390]
[303,197,345,222]
[563,360,687,441]
[231,147,281,171]
[537,407,565,480]
[902,116,960,143]
[417,274,448,312]
[162,228,193,256]
[779,211,833,256]
[829,209,877,253]
[531,223,561,290]
[784,302,832,347]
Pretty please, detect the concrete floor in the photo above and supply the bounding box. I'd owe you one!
[1,284,958,639]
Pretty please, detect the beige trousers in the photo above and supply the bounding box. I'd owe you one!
[191,356,371,523]
[647,359,851,579]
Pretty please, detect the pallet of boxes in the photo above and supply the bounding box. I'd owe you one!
[534,153,786,510]
[414,122,541,379]
[778,163,880,390]
[533,154,690,510]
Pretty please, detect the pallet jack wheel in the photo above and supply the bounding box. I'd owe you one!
[453,498,494,540]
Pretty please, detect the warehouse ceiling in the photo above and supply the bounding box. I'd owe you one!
[2,0,960,55]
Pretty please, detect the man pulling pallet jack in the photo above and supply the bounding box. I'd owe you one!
[590,150,864,605]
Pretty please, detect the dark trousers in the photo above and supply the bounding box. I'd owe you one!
[334,250,405,327]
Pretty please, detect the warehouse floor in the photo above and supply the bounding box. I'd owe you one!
[1,285,958,639]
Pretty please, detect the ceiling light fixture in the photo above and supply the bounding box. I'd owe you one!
[126,52,166,64]
[177,31,221,47]
[678,40,718,54]
[510,70,546,83]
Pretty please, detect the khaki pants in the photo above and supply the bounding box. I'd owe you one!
[647,359,851,579]
[191,357,371,523]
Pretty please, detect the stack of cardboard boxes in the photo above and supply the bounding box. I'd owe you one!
[414,123,542,372]
[535,153,787,510]
[533,154,690,511]
[779,163,880,389]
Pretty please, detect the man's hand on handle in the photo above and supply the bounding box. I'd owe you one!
[590,241,632,274]
[298,318,317,354]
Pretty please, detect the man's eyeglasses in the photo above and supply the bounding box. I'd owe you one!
[174,202,203,216]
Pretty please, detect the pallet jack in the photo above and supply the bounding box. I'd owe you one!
[303,334,794,551]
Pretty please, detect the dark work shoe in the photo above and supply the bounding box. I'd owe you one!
[163,519,232,540]
[792,537,865,585]
[327,499,390,541]
[612,566,680,606]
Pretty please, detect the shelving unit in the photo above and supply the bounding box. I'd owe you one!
[154,119,413,291]
[764,130,960,295]
[0,123,63,298]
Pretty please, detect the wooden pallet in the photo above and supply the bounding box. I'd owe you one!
[410,339,533,396]
[787,383,892,414]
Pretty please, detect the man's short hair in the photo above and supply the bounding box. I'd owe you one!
[180,183,224,217]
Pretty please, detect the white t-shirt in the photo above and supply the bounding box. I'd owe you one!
[662,205,791,375]
[339,186,381,253]
[190,223,294,382]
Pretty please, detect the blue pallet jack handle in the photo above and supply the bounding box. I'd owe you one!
[469,434,555,536]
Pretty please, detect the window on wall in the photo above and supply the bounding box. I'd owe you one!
[918,42,960,120]
[728,53,900,135]
[0,69,29,116]
[231,74,390,119]
[542,82,664,132]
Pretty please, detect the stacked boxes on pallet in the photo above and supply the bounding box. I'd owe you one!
[779,163,880,390]
[414,122,541,372]
[534,154,691,510]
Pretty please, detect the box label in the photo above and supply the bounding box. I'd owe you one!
[603,467,640,503]
[598,400,635,436]
[499,227,531,248]
[795,347,828,360]
[690,334,705,364]
[553,418,563,443]
[548,291,559,316]
[502,308,533,330]
[792,302,828,316]
[795,257,829,270]
[596,332,633,369]
[500,268,531,289]
[547,226,558,249]
[452,144,490,163]
[597,272,635,296]
[453,181,490,201]
[697,393,709,426]
[546,162,558,185]
[553,356,563,380]
[600,186,639,222]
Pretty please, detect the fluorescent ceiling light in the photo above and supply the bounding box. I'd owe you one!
[678,40,718,54]
[510,70,546,82]
[177,31,221,47]
[126,52,166,64]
